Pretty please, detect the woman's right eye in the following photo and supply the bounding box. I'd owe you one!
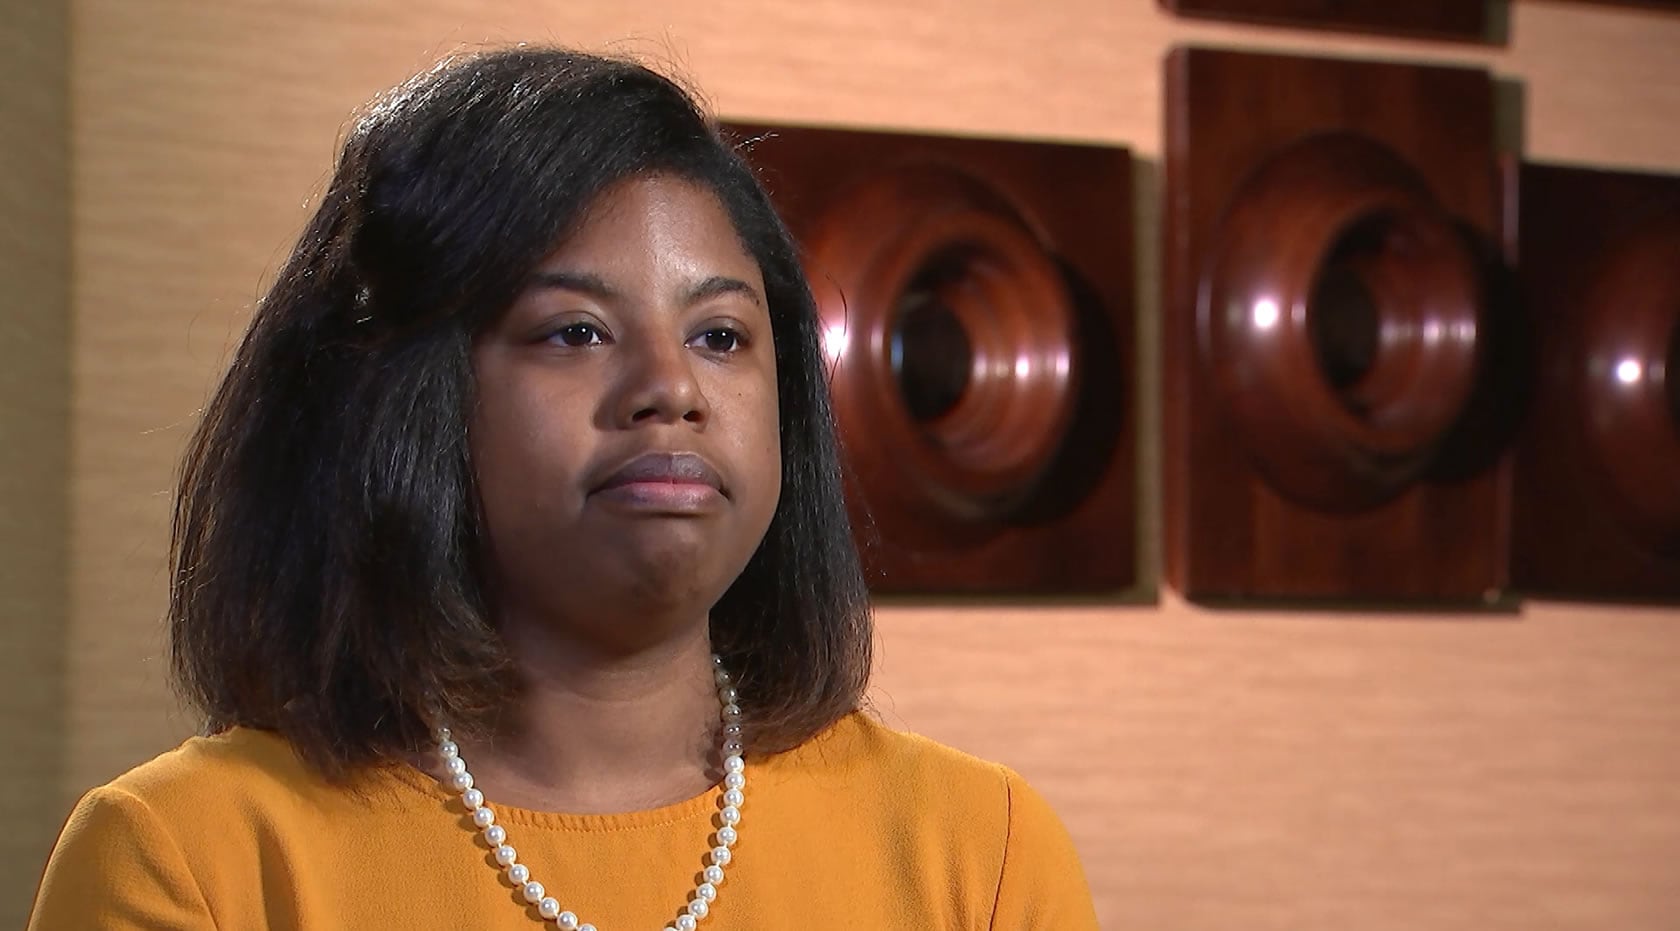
[547,322,606,347]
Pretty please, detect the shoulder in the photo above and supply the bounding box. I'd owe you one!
[65,727,412,854]
[767,712,1099,928]
[95,727,382,824]
[30,728,431,927]
[774,710,1015,805]
[108,727,312,802]
[29,729,309,928]
[766,711,1072,856]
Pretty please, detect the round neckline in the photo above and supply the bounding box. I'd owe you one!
[377,758,727,833]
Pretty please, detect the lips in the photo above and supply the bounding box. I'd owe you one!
[595,451,726,496]
[591,451,728,515]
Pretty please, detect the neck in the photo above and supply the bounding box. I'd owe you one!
[459,615,722,815]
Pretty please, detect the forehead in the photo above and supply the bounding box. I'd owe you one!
[536,173,762,287]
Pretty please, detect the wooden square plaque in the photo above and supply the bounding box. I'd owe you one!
[1159,0,1491,42]
[727,122,1136,595]
[1161,48,1509,603]
[1510,162,1680,603]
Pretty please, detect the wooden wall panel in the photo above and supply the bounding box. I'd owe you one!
[1160,0,1490,42]
[37,1,1680,928]
[1161,48,1506,603]
[728,123,1134,594]
[1536,0,1680,9]
[1511,162,1680,601]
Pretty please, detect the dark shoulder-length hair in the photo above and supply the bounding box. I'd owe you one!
[169,46,872,777]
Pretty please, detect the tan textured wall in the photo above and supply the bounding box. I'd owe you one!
[34,0,1680,927]
[1,0,69,928]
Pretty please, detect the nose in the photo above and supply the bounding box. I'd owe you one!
[614,335,710,428]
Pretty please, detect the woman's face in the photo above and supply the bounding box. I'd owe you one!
[469,173,782,649]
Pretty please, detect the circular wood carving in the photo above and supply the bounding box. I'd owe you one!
[1201,133,1483,513]
[1575,206,1680,556]
[804,166,1078,540]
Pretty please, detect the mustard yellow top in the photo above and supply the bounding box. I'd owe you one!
[28,712,1097,930]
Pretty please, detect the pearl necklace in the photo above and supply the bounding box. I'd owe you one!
[432,655,746,931]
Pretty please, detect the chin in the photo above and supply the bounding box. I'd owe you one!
[597,545,739,618]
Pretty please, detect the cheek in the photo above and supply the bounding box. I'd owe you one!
[758,388,784,504]
[466,394,523,543]
[718,380,782,511]
[467,370,517,489]
[469,374,582,523]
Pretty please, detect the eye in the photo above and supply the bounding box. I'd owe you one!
[546,322,606,348]
[692,327,748,354]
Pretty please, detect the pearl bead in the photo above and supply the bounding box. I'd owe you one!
[435,654,741,930]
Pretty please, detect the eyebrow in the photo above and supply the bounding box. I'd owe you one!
[684,275,764,308]
[526,270,620,302]
[526,271,764,308]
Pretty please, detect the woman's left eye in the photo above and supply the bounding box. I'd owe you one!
[692,328,747,353]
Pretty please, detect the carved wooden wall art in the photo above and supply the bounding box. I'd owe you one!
[1527,0,1680,9]
[1162,48,1510,603]
[1510,163,1680,602]
[724,122,1134,594]
[1158,0,1491,42]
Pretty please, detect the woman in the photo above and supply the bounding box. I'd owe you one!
[28,47,1098,930]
